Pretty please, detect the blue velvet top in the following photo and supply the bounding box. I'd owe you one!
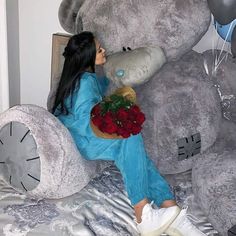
[55,72,123,160]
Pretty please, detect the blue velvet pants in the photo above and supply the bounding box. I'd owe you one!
[82,133,175,206]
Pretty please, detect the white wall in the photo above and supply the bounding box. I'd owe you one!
[18,0,65,108]
[6,0,20,108]
[0,0,10,112]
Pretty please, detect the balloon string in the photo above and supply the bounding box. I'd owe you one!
[212,14,216,75]
[215,21,234,70]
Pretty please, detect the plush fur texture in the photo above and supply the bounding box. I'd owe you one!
[0,105,109,199]
[59,0,211,61]
[135,50,221,174]
[1,1,235,234]
[58,0,85,33]
[202,50,236,122]
[192,119,236,236]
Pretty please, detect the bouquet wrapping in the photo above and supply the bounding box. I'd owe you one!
[90,87,145,139]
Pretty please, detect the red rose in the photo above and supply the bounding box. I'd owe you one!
[91,104,101,116]
[131,124,142,135]
[92,116,103,127]
[102,122,118,134]
[127,110,136,121]
[117,126,131,138]
[103,112,114,124]
[123,120,134,131]
[130,105,140,113]
[117,108,128,121]
[135,112,145,125]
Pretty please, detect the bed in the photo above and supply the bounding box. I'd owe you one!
[0,163,218,236]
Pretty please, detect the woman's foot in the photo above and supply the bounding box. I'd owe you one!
[136,201,180,236]
[165,206,207,236]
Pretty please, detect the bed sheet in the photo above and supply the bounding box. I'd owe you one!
[0,164,219,236]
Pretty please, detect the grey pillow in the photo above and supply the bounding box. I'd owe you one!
[0,104,108,199]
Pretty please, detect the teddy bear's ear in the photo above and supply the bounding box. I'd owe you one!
[58,0,85,34]
[104,46,166,87]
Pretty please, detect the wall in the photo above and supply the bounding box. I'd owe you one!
[0,0,10,112]
[18,0,65,108]
[6,0,20,107]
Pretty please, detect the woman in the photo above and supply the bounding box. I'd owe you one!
[52,31,205,236]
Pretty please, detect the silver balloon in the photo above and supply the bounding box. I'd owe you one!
[207,0,236,25]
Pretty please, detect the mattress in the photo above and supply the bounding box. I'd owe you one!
[0,164,219,236]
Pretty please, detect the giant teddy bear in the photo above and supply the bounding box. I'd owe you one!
[0,0,236,235]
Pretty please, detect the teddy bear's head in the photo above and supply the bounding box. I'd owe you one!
[59,0,211,61]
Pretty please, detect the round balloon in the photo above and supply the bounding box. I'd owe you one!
[231,27,236,57]
[208,0,236,25]
[214,19,236,42]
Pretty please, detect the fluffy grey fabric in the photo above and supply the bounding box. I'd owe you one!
[135,50,222,174]
[0,105,109,199]
[202,50,236,122]
[103,46,166,87]
[59,0,211,61]
[192,120,236,236]
[58,0,85,34]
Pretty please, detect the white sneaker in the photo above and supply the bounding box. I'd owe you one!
[136,202,180,236]
[165,206,207,236]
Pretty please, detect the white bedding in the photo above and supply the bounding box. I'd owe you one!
[0,164,219,236]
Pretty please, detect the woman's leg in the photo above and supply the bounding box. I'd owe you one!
[145,156,177,207]
[134,198,149,223]
[113,134,177,220]
[113,134,150,207]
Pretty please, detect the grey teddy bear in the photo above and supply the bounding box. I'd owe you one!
[0,1,236,235]
[58,1,236,235]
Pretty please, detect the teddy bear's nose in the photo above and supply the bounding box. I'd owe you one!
[122,47,132,51]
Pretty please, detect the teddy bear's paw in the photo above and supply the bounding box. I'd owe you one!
[0,121,40,192]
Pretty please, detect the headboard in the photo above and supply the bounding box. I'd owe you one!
[47,33,71,112]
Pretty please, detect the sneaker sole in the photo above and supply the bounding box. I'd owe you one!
[141,206,181,236]
[165,228,183,236]
[165,227,206,236]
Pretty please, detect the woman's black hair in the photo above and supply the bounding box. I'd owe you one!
[52,31,96,115]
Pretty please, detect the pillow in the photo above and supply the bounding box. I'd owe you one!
[103,46,166,87]
[0,104,108,199]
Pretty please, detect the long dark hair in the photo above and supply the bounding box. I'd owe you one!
[52,31,96,115]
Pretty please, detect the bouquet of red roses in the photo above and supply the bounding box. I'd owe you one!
[91,87,145,138]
